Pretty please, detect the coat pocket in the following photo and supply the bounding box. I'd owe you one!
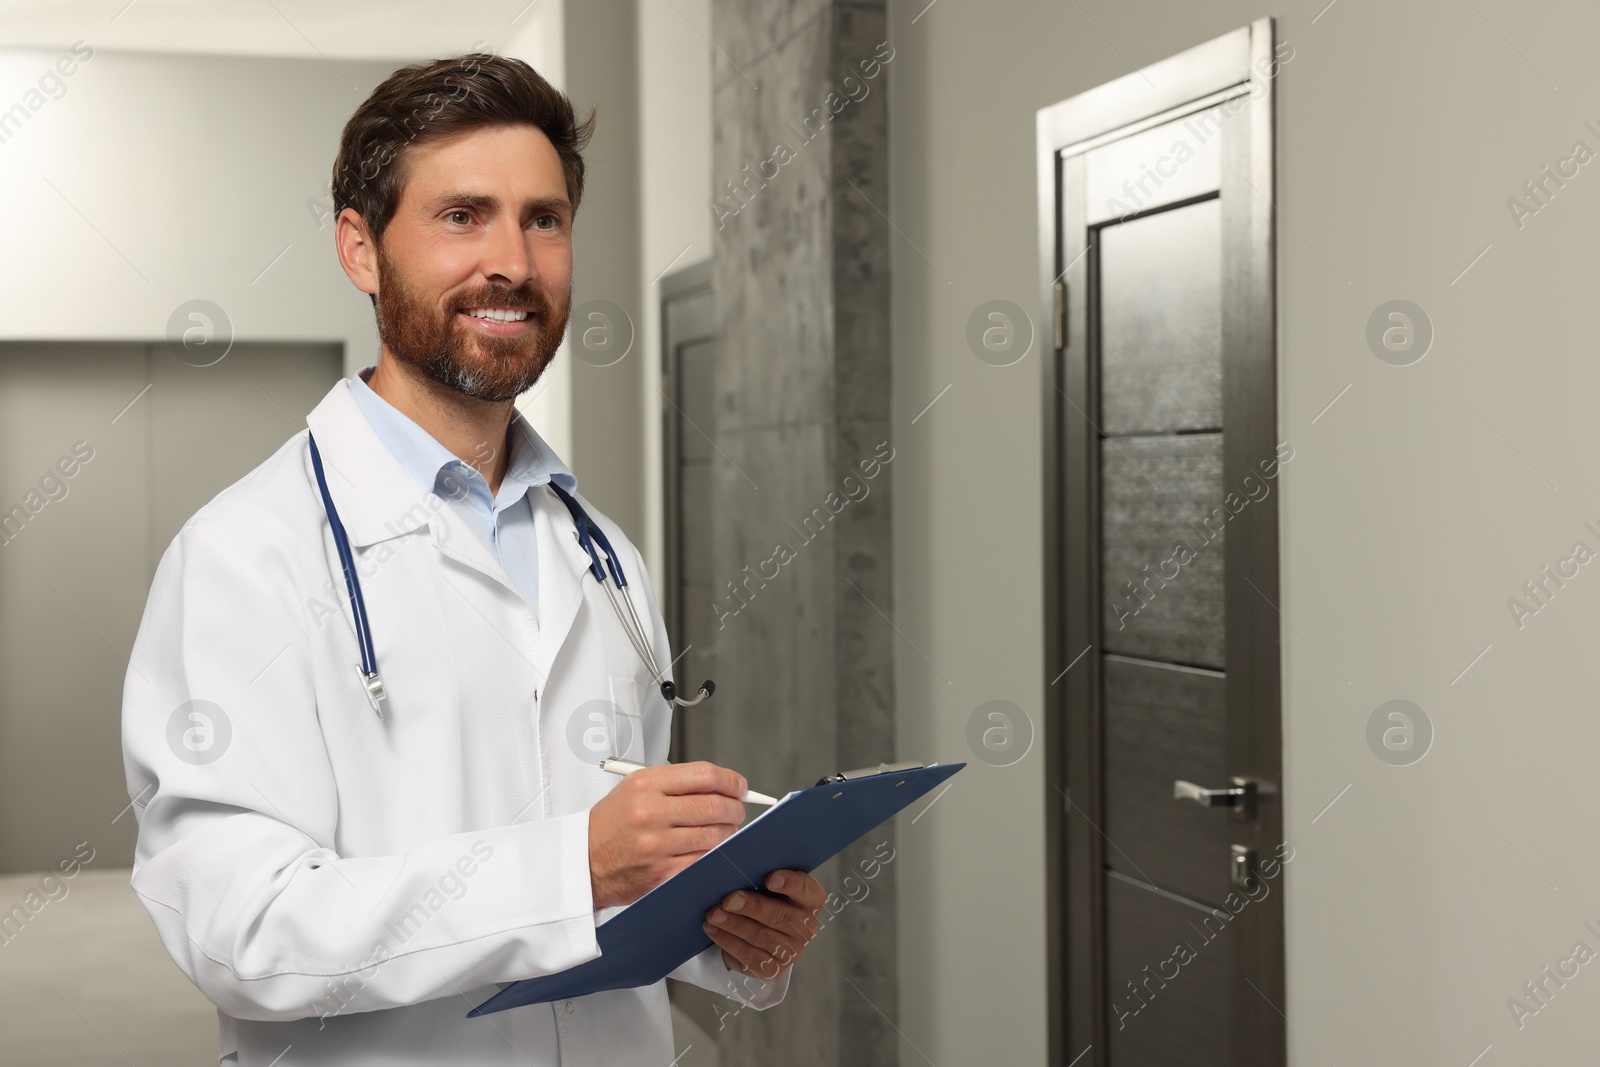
[607,675,646,761]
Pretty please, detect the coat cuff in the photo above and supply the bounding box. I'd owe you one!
[668,941,791,1010]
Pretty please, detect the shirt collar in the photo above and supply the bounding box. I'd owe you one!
[348,364,576,501]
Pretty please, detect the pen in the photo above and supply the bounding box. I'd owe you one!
[598,757,780,806]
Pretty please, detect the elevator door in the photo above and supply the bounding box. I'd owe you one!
[0,341,341,873]
[1042,19,1285,1067]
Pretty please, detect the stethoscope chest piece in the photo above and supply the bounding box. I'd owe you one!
[360,668,386,718]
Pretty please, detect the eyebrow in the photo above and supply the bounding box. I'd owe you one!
[421,191,571,216]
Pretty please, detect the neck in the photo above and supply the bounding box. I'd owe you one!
[365,353,514,495]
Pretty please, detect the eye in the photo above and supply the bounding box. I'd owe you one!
[532,213,559,231]
[445,209,472,225]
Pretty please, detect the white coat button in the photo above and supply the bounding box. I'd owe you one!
[564,1000,575,1014]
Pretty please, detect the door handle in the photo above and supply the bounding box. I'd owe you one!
[1173,777,1257,821]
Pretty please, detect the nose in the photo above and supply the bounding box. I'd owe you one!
[480,214,535,290]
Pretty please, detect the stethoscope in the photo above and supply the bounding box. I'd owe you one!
[308,432,715,718]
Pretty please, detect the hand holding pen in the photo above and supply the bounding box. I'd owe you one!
[586,759,777,910]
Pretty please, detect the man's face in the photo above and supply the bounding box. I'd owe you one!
[371,124,574,403]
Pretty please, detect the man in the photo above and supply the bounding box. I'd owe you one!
[121,53,824,1066]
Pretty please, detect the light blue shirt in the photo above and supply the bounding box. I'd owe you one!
[348,366,576,622]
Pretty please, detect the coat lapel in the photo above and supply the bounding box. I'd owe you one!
[306,378,595,680]
[529,483,591,683]
[307,380,528,599]
[304,381,433,547]
[423,495,521,598]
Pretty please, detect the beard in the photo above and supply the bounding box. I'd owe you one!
[373,243,569,403]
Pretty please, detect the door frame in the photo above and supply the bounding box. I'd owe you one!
[1036,17,1283,1066]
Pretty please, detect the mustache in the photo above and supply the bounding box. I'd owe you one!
[452,288,547,314]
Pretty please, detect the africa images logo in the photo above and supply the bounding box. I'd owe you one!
[166,700,232,765]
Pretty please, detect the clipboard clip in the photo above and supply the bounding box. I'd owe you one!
[815,760,926,786]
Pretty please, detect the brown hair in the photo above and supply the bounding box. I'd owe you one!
[332,52,595,248]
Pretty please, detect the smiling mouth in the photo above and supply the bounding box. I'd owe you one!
[460,307,533,323]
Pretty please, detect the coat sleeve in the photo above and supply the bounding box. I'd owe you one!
[121,517,602,1023]
[622,539,791,1011]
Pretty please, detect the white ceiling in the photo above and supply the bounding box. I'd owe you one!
[0,0,552,60]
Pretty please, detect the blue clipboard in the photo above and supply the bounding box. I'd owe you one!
[468,761,964,1017]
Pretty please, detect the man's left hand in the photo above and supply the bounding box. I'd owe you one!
[703,869,824,980]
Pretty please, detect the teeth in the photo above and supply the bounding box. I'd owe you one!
[465,308,530,323]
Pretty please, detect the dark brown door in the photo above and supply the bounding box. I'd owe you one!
[658,260,728,1048]
[1041,19,1285,1067]
[659,260,717,768]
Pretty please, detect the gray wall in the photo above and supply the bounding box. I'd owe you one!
[889,0,1600,1063]
[565,0,646,541]
[708,0,899,1060]
[0,47,393,371]
[636,0,715,586]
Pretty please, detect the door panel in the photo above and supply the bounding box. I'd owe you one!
[1104,873,1235,1067]
[1103,655,1229,905]
[676,337,715,463]
[0,343,149,875]
[1099,199,1223,436]
[679,455,713,588]
[1100,432,1225,669]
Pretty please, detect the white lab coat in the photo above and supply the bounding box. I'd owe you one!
[120,379,786,1066]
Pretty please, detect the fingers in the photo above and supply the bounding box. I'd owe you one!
[616,787,743,835]
[663,822,740,856]
[698,875,828,978]
[645,760,748,800]
[703,908,804,979]
[763,869,826,912]
[717,886,820,942]
[657,791,746,830]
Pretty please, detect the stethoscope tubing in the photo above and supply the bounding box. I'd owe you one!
[548,481,712,707]
[308,434,381,688]
[308,431,712,716]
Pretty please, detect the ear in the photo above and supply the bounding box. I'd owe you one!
[335,207,380,299]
